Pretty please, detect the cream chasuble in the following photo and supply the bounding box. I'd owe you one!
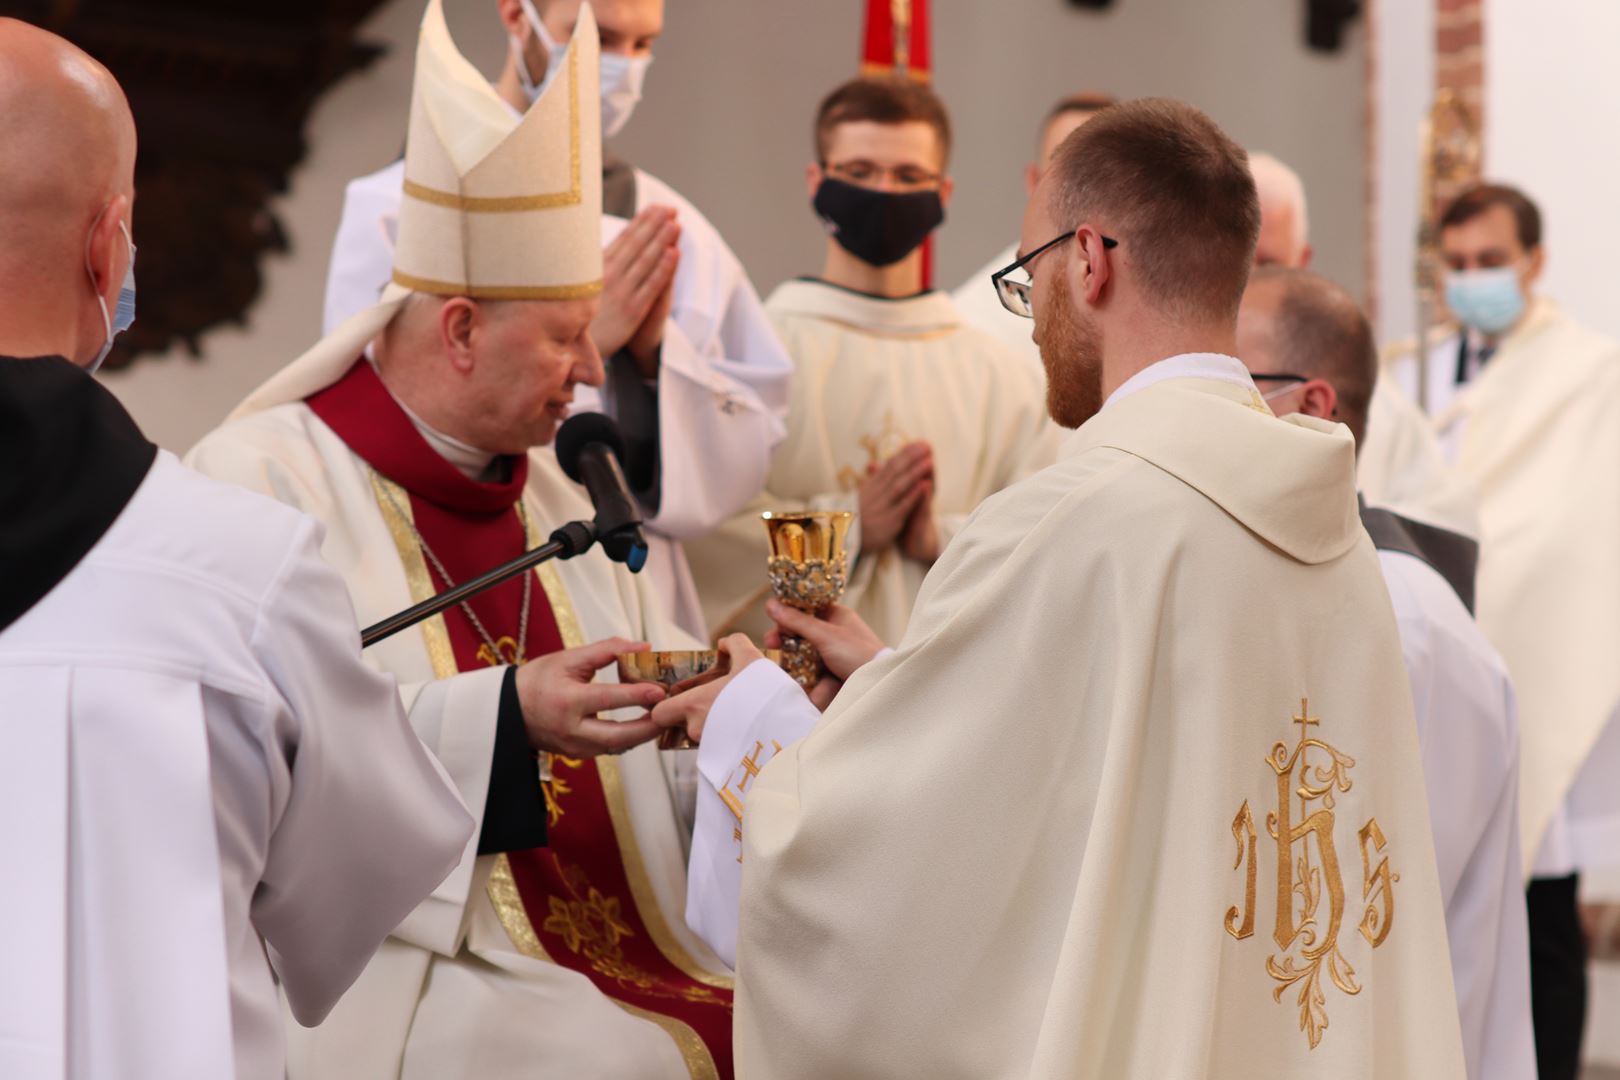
[1357,376,1479,537]
[686,279,1059,645]
[1387,298,1620,871]
[731,377,1464,1078]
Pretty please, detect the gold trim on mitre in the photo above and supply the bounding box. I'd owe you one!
[391,0,602,300]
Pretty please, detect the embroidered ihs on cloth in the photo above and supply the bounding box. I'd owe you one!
[1226,699,1399,1050]
[836,412,913,492]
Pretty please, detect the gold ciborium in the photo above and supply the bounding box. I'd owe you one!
[761,510,854,689]
[617,649,784,749]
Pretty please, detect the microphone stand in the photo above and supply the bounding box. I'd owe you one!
[361,520,599,648]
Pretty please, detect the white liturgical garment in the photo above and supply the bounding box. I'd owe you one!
[0,453,472,1080]
[952,241,1044,371]
[1377,548,1533,1080]
[686,358,1465,1078]
[1388,299,1620,875]
[324,158,790,638]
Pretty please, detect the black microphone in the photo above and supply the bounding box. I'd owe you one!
[554,412,650,573]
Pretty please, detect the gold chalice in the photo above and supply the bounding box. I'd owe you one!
[761,510,854,689]
[617,648,784,749]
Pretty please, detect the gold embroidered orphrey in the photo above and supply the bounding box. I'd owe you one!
[1225,699,1399,1050]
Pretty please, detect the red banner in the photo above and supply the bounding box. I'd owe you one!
[860,0,935,286]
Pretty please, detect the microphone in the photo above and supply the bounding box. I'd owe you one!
[554,412,650,573]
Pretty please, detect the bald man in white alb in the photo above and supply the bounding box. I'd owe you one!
[0,19,471,1080]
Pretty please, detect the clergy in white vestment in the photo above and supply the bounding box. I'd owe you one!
[952,90,1115,369]
[661,99,1467,1078]
[1245,151,1479,537]
[1385,180,1620,1080]
[1236,266,1534,1080]
[687,76,1059,647]
[0,22,472,1080]
[187,6,736,1077]
[323,0,790,640]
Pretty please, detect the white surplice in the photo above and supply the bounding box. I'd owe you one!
[1377,547,1534,1080]
[1388,299,1620,875]
[686,279,1060,646]
[187,406,731,1080]
[322,159,790,638]
[0,452,472,1080]
[688,371,1464,1077]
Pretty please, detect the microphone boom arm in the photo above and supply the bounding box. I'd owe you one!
[360,520,596,648]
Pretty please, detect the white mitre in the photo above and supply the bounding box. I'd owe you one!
[227,0,602,421]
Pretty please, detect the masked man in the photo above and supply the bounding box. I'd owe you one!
[688,76,1058,647]
[1237,266,1534,1080]
[1385,181,1620,1080]
[189,6,736,1077]
[324,0,790,639]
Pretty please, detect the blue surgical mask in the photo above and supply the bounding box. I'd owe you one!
[86,218,136,375]
[515,0,652,138]
[1445,267,1525,336]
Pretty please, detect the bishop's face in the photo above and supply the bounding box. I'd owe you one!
[466,297,603,453]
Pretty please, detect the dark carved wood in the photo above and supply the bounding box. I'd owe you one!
[4,0,393,367]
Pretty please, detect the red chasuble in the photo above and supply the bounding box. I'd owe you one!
[309,360,734,1078]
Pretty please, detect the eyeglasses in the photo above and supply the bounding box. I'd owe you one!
[990,230,1119,318]
[822,159,943,191]
[1250,373,1308,401]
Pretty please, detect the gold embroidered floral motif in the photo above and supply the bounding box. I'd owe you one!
[476,635,523,667]
[542,753,582,827]
[1228,699,1398,1050]
[543,864,727,1006]
[836,412,914,492]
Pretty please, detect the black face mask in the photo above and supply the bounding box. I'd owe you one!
[812,178,944,269]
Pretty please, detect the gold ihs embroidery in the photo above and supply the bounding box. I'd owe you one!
[1226,698,1399,1050]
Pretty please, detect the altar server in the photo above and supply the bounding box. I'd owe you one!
[0,19,471,1080]
[688,76,1058,646]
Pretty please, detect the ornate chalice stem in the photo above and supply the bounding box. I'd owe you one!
[761,511,854,691]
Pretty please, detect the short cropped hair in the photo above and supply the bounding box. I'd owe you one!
[1047,98,1260,324]
[814,77,952,166]
[1252,266,1377,444]
[1040,91,1118,138]
[1439,183,1543,251]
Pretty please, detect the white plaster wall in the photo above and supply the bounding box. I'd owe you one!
[1484,0,1620,342]
[106,0,1366,452]
[1369,0,1434,347]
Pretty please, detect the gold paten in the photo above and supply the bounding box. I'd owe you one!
[1227,698,1400,1050]
[617,649,786,749]
[761,510,854,689]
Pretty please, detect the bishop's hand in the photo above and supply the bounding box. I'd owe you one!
[649,633,766,745]
[591,205,681,377]
[765,599,886,683]
[515,638,665,757]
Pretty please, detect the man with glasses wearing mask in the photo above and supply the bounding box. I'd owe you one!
[324,0,790,640]
[688,76,1057,647]
[0,18,474,1079]
[1386,181,1620,1080]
